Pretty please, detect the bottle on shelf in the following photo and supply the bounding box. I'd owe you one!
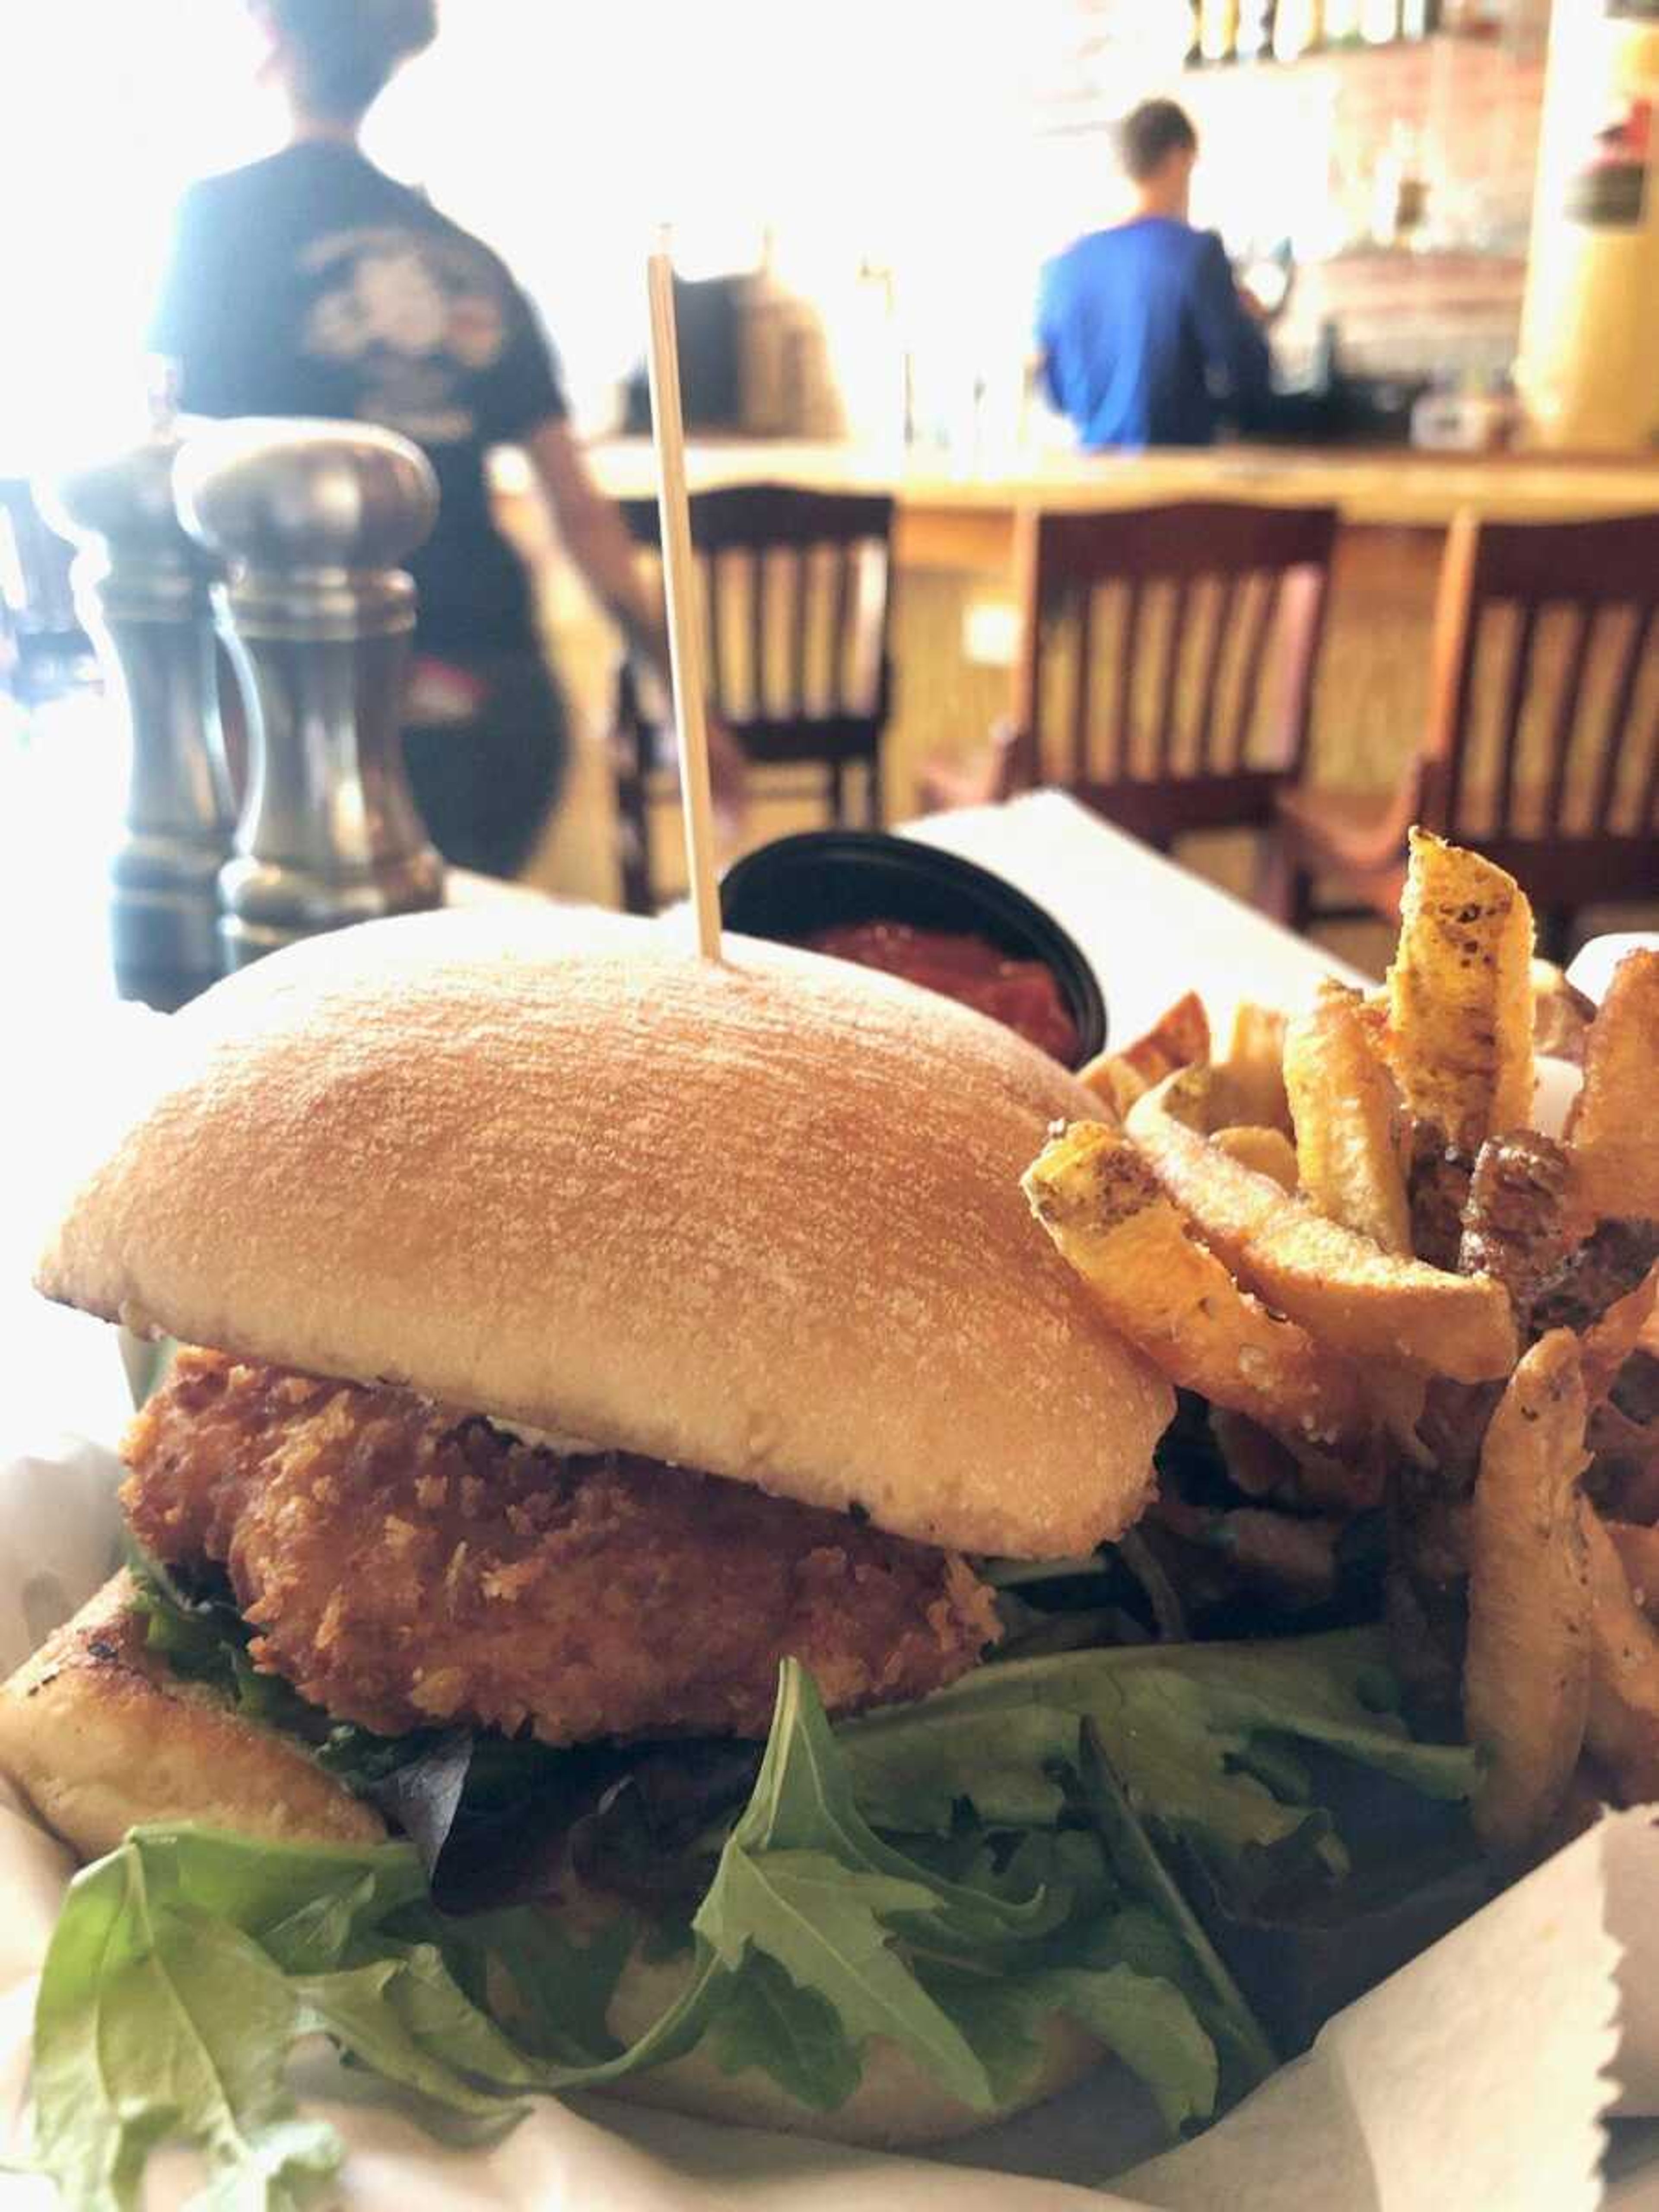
[1322,0,1364,44]
[1400,0,1440,35]
[1273,0,1322,60]
[1237,0,1275,60]
[1198,0,1240,62]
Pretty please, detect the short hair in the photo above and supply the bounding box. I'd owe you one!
[261,0,438,120]
[1116,99,1198,184]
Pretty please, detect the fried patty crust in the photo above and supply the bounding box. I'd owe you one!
[122,1349,1000,1744]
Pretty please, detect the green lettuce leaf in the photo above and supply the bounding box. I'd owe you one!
[1075,1725,1278,2101]
[22,1635,1476,2208]
[706,1951,862,2112]
[31,1851,341,2212]
[837,1627,1476,1886]
[697,1845,994,2109]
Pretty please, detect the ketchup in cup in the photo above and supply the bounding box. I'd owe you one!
[800,919,1081,1065]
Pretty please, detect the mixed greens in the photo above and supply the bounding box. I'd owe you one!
[26,1566,1481,2212]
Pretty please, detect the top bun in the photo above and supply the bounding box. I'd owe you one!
[37,906,1169,1558]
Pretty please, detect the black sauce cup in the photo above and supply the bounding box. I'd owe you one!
[718,830,1107,1070]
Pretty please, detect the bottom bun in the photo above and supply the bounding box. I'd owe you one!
[0,1574,1106,2145]
[595,1941,1103,2147]
[0,1570,385,1858]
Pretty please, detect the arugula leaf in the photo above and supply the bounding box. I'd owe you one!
[1076,1726,1278,2101]
[915,1957,1217,2136]
[696,1844,994,2110]
[292,1955,533,2139]
[733,1662,1066,1948]
[434,1907,633,2068]
[31,1854,341,2212]
[706,1951,862,2112]
[837,1704,1076,1831]
[22,1636,1476,2207]
[843,1630,1477,1888]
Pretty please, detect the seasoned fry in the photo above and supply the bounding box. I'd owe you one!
[1079,990,1211,1118]
[1214,1000,1291,1135]
[1284,980,1411,1255]
[1075,1055,1136,1122]
[1127,1074,1519,1382]
[1580,1264,1659,1408]
[1385,828,1535,1157]
[1583,1504,1659,1808]
[1566,950,1659,1226]
[1465,1332,1591,1852]
[1023,1122,1368,1449]
[1211,1125,1300,1193]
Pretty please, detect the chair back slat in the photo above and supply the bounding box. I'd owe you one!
[1111,581,1142,784]
[1230,573,1283,771]
[705,548,728,720]
[1154,580,1190,773]
[1494,601,1540,836]
[1194,573,1239,772]
[831,543,857,717]
[1015,501,1337,845]
[1592,601,1654,833]
[1071,585,1096,784]
[748,547,768,723]
[1542,604,1595,836]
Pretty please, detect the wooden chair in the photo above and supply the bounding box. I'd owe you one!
[920,499,1338,890]
[1274,509,1659,956]
[610,482,895,913]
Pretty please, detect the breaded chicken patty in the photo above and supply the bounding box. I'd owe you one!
[123,1348,1000,1743]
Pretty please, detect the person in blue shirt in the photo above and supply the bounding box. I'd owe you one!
[1036,99,1274,451]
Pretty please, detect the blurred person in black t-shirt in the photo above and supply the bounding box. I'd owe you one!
[151,0,742,880]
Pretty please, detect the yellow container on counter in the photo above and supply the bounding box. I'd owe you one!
[1517,1,1659,453]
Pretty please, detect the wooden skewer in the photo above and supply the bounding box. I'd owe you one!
[645,230,723,963]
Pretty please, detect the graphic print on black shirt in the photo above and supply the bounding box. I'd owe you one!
[151,143,567,654]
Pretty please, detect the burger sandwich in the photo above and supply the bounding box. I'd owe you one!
[0,906,1478,2206]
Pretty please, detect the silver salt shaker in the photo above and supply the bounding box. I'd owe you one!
[44,407,236,1009]
[172,417,445,967]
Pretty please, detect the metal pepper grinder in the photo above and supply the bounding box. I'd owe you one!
[172,417,445,967]
[44,397,236,1010]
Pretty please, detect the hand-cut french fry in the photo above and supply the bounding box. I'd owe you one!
[1583,1503,1659,1808]
[1214,1000,1291,1135]
[1384,827,1535,1157]
[1078,990,1211,1118]
[1075,1056,1135,1122]
[1284,979,1412,1255]
[1566,950,1659,1226]
[1211,1125,1300,1193]
[1023,1121,1368,1449]
[1580,1263,1659,1408]
[1127,1072,1519,1382]
[1465,1332,1591,1851]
